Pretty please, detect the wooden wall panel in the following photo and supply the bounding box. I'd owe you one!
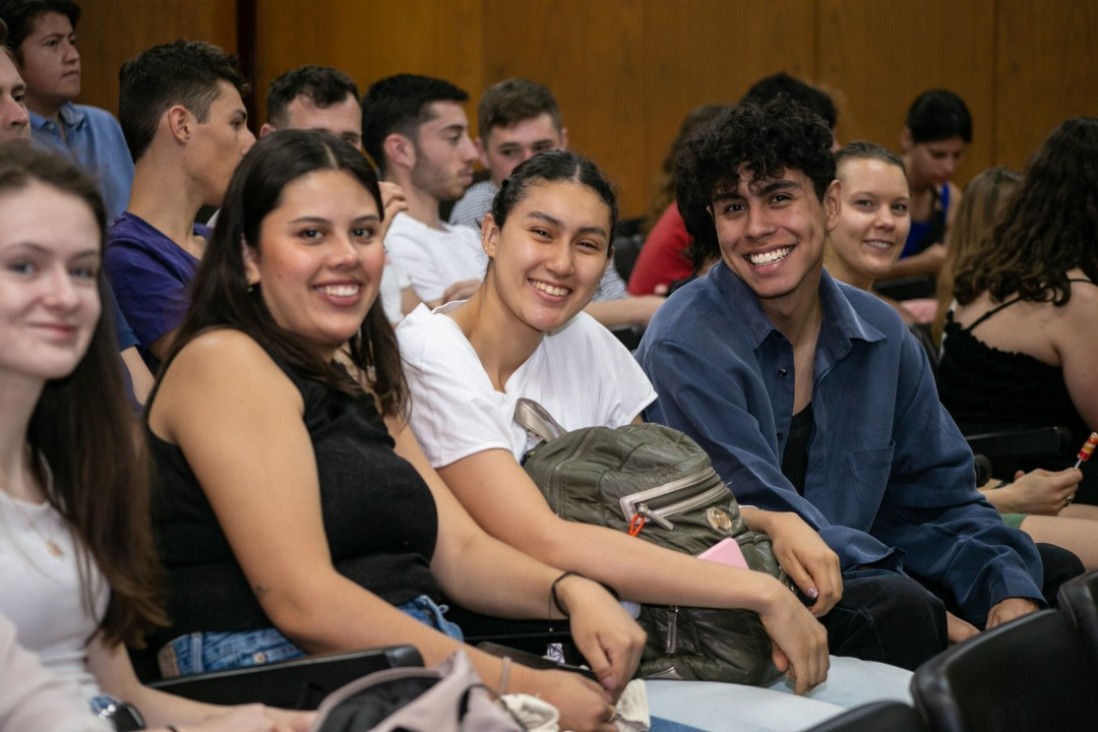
[640,0,816,218]
[253,0,483,130]
[67,0,1098,217]
[995,0,1098,169]
[76,0,237,115]
[483,0,646,215]
[818,0,996,184]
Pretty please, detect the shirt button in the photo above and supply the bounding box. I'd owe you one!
[777,432,784,440]
[253,651,267,664]
[777,368,788,377]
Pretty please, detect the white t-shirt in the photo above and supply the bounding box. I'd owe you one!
[397,303,657,467]
[384,213,487,304]
[379,259,413,325]
[0,494,109,699]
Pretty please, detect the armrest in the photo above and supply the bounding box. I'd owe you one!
[149,645,423,709]
[963,425,1074,463]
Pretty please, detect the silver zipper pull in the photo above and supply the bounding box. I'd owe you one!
[638,503,674,530]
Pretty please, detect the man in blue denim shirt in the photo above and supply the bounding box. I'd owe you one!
[637,99,1058,670]
[1,0,133,221]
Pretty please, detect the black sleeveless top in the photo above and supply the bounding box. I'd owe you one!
[147,351,440,644]
[937,280,1095,444]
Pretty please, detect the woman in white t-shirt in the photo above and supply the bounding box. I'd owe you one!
[0,144,307,732]
[397,150,914,731]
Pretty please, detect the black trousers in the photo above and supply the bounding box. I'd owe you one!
[818,543,1083,672]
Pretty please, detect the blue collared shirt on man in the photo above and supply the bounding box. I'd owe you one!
[30,102,134,222]
[636,262,1043,623]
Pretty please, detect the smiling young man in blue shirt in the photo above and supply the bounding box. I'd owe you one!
[636,98,1064,670]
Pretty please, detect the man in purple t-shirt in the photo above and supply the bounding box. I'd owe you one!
[105,40,254,370]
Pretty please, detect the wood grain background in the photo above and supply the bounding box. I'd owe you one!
[75,0,1098,218]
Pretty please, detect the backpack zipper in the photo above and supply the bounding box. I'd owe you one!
[619,471,727,529]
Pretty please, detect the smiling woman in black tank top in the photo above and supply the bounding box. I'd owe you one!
[938,118,1098,552]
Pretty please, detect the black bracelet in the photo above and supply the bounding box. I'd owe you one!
[549,571,579,617]
[166,726,181,732]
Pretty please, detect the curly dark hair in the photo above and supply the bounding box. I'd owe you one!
[675,98,836,263]
[952,117,1098,307]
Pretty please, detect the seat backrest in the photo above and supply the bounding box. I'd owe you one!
[805,701,927,732]
[1058,569,1098,664]
[912,610,1097,732]
[150,645,423,710]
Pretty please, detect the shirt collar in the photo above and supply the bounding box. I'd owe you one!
[711,260,886,349]
[29,101,83,132]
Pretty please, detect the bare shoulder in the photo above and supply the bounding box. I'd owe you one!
[1052,274,1098,324]
[150,329,302,439]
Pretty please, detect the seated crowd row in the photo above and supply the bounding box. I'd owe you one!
[1,2,1095,731]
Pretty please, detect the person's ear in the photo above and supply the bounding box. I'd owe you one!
[259,122,277,138]
[558,127,569,152]
[900,127,913,152]
[242,239,261,286]
[825,179,842,232]
[384,132,415,172]
[475,136,490,169]
[481,213,500,258]
[167,105,190,144]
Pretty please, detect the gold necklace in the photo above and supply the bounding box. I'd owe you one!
[0,452,64,558]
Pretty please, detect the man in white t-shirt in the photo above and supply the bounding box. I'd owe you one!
[258,64,417,322]
[361,74,486,308]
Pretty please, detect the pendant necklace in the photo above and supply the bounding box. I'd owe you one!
[0,451,64,558]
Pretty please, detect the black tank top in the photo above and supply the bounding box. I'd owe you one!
[937,280,1095,443]
[147,350,440,643]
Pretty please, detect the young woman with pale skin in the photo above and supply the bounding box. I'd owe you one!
[0,144,309,732]
[939,118,1098,529]
[827,143,1098,578]
[824,142,919,324]
[397,151,914,732]
[145,130,652,732]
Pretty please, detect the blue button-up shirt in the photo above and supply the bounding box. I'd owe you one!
[30,102,133,222]
[637,263,1043,623]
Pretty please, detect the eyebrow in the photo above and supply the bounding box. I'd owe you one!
[753,179,799,196]
[3,242,100,258]
[287,214,381,225]
[526,210,607,238]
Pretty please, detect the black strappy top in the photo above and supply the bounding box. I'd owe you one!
[937,280,1095,443]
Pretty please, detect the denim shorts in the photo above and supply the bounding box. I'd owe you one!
[159,595,463,677]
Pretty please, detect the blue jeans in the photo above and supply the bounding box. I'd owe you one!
[159,595,462,677]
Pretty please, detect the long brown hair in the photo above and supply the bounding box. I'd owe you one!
[0,144,167,647]
[953,118,1098,308]
[932,167,1021,344]
[166,129,407,417]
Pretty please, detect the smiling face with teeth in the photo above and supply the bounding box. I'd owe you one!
[481,179,612,336]
[244,169,384,357]
[827,157,911,290]
[710,166,840,312]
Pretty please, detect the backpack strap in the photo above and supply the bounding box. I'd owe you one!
[513,398,566,442]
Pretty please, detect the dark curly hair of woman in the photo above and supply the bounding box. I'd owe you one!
[953,117,1098,307]
[675,97,836,263]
